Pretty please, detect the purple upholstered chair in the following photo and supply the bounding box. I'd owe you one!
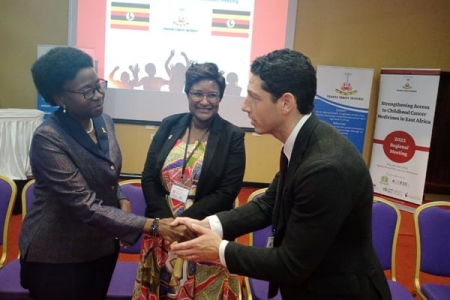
[0,178,34,299]
[413,201,450,300]
[22,181,35,216]
[106,179,146,300]
[242,188,282,300]
[372,197,415,299]
[0,175,17,268]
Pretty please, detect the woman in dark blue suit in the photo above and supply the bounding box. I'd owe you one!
[133,63,246,299]
[19,47,192,300]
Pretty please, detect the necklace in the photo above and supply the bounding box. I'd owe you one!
[86,118,94,134]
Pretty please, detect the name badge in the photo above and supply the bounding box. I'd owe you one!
[169,183,190,203]
[266,236,274,248]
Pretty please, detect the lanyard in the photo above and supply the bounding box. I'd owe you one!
[181,124,210,180]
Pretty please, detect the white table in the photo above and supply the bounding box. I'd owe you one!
[0,109,44,180]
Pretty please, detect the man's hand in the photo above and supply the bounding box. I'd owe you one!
[170,223,222,262]
[170,217,210,231]
[159,218,197,245]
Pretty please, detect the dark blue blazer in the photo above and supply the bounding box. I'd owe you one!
[19,109,147,264]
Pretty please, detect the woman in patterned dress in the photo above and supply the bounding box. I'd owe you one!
[133,62,246,299]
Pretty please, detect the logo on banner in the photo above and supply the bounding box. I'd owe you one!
[378,175,409,187]
[397,76,417,93]
[392,179,408,187]
[335,73,358,95]
[382,187,404,197]
[382,130,416,163]
[163,7,198,33]
[402,78,412,89]
[173,8,189,27]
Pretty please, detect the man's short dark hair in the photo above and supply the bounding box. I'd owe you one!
[251,48,316,114]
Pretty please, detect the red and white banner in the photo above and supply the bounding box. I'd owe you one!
[370,69,440,205]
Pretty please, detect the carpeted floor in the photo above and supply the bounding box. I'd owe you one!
[3,186,450,297]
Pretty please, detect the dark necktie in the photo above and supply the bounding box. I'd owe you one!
[277,147,288,199]
[269,148,288,298]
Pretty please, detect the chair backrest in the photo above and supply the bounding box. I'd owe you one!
[414,201,450,295]
[0,175,17,268]
[21,179,36,219]
[247,188,269,248]
[372,197,401,281]
[245,188,283,300]
[118,179,146,254]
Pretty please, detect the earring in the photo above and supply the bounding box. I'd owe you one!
[63,105,66,113]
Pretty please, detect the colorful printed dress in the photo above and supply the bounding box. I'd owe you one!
[133,139,240,300]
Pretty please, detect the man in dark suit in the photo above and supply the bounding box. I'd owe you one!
[171,49,392,299]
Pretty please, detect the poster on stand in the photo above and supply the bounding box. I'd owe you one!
[314,66,374,153]
[369,69,440,205]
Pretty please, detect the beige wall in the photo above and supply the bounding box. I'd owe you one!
[2,0,449,183]
[0,1,69,109]
[116,124,281,182]
[295,0,450,167]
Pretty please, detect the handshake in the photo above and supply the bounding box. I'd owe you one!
[148,217,223,262]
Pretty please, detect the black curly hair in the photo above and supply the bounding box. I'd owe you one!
[31,47,93,106]
[184,62,226,100]
[251,48,316,114]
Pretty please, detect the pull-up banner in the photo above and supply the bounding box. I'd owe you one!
[370,68,440,205]
[314,65,374,154]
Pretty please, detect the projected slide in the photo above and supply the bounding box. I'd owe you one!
[72,0,296,128]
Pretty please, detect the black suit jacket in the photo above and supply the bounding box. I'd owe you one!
[142,113,245,219]
[216,114,392,300]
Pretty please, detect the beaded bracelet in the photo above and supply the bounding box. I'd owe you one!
[150,218,160,236]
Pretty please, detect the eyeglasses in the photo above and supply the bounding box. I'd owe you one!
[64,79,108,100]
[189,91,220,103]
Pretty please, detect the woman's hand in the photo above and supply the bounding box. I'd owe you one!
[159,218,197,245]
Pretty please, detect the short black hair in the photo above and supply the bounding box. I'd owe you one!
[184,62,226,100]
[31,47,93,106]
[251,48,316,114]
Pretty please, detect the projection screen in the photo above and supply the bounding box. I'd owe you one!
[68,0,298,129]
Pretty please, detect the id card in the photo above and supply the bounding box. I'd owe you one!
[169,183,190,203]
[266,236,274,248]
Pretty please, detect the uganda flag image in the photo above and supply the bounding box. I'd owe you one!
[211,9,251,38]
[110,2,150,31]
